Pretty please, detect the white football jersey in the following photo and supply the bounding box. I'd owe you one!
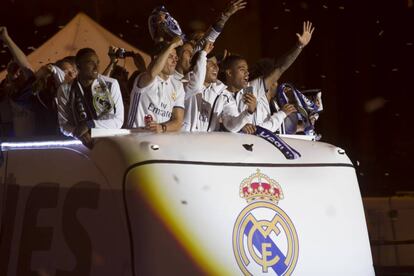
[233,77,286,132]
[127,74,185,128]
[183,81,227,132]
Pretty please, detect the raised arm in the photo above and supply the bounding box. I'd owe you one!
[102,46,119,77]
[194,0,246,52]
[0,26,33,72]
[185,42,214,99]
[264,21,315,90]
[215,0,246,32]
[138,37,183,88]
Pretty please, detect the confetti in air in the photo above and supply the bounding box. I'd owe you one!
[364,97,387,113]
[34,14,54,27]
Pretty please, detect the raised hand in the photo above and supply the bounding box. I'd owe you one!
[203,41,214,54]
[223,0,247,18]
[171,36,184,48]
[108,46,119,62]
[296,21,315,47]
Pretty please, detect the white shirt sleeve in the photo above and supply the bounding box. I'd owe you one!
[257,111,287,132]
[184,50,207,100]
[93,79,124,129]
[193,27,221,53]
[221,94,253,133]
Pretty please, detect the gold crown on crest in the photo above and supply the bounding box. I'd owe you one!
[240,169,284,203]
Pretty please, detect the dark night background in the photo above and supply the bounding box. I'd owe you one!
[1,0,413,196]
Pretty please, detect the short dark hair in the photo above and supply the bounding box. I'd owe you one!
[55,56,76,69]
[75,48,97,64]
[249,58,275,81]
[218,54,245,82]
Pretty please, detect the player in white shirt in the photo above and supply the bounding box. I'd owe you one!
[220,21,315,134]
[127,37,185,133]
[57,48,124,146]
[183,44,256,133]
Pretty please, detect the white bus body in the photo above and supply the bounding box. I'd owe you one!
[0,133,374,275]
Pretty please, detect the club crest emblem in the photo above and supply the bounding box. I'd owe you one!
[93,93,114,115]
[233,169,299,275]
[171,90,177,101]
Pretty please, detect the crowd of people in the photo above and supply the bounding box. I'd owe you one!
[0,0,323,148]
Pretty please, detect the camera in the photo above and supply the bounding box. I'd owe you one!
[109,48,134,59]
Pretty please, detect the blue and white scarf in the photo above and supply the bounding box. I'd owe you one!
[276,83,321,135]
[255,126,301,160]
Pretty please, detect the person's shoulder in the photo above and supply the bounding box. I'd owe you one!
[173,70,184,81]
[220,89,235,102]
[213,81,227,93]
[98,74,117,84]
[170,75,185,89]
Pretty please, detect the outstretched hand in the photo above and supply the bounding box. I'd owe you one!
[108,46,119,63]
[203,41,214,54]
[296,21,315,47]
[223,0,247,18]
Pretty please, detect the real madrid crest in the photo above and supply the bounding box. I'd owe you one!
[171,90,177,101]
[93,81,114,116]
[233,169,299,276]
